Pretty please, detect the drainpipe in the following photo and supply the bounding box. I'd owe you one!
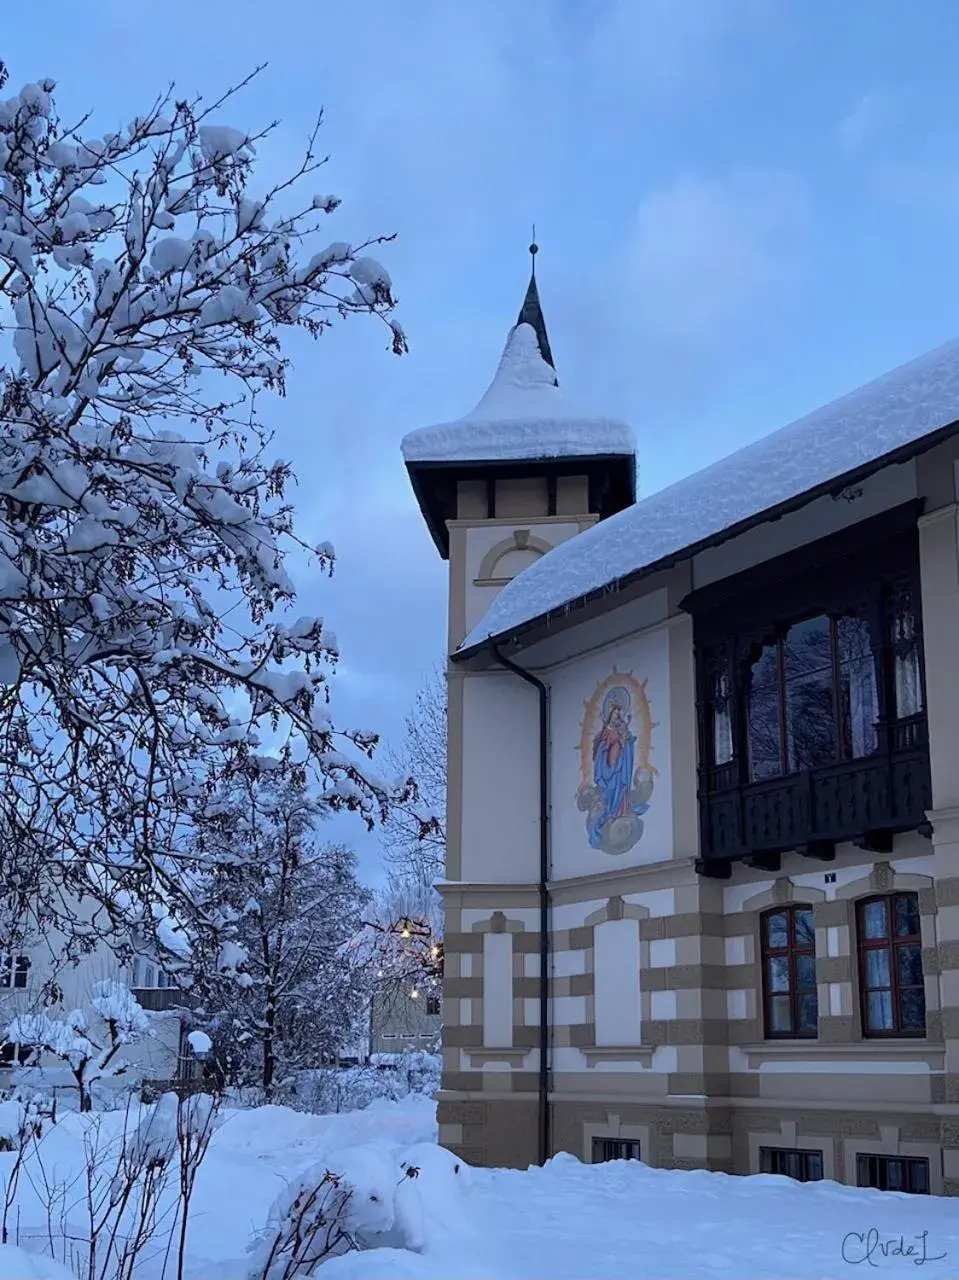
[492,644,551,1166]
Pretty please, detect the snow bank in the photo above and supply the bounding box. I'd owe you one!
[462,335,959,649]
[401,324,635,464]
[0,1246,75,1280]
[4,1093,958,1280]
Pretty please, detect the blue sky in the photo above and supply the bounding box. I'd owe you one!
[8,0,959,875]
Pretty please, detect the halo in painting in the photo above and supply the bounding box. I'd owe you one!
[576,671,656,856]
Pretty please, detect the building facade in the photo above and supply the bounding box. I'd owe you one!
[0,914,197,1098]
[402,253,959,1195]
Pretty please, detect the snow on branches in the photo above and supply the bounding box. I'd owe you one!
[0,67,413,952]
[7,980,151,1111]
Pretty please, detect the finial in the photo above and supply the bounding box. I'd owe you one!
[529,224,538,273]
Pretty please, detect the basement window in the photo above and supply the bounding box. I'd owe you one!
[856,1153,929,1194]
[592,1138,641,1163]
[760,1146,823,1182]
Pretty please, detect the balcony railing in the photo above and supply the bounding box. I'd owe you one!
[697,713,932,875]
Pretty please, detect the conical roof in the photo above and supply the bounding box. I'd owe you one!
[401,266,635,465]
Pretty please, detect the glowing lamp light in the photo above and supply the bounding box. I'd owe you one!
[410,988,420,999]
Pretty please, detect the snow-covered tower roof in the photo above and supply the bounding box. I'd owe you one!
[402,245,637,557]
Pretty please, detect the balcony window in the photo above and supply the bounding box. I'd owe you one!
[746,614,878,782]
[889,585,923,718]
[689,509,931,871]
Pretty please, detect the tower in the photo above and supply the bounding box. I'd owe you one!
[402,244,637,656]
[401,247,637,1164]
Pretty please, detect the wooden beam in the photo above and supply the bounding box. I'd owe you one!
[695,858,732,880]
[744,852,782,872]
[853,830,894,855]
[795,840,836,862]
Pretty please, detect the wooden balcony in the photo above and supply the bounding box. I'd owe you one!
[696,714,932,876]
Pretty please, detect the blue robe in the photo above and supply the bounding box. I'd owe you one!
[587,728,649,848]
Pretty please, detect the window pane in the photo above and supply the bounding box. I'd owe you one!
[900,988,926,1032]
[783,616,832,680]
[806,1152,823,1181]
[786,672,836,771]
[861,900,888,940]
[894,894,920,938]
[897,944,924,989]
[712,667,733,766]
[798,992,819,1031]
[865,947,891,989]
[768,995,792,1032]
[795,952,817,990]
[748,645,782,780]
[891,596,923,718]
[767,956,790,993]
[794,909,815,947]
[765,912,789,949]
[909,1160,929,1194]
[836,616,878,759]
[866,988,894,1032]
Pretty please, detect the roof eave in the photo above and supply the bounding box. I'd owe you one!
[452,416,959,664]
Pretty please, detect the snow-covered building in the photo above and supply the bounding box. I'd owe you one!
[404,247,959,1196]
[0,914,197,1100]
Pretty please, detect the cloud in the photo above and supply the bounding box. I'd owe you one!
[836,92,890,155]
[624,169,809,340]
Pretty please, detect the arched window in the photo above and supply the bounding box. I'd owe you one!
[857,893,925,1036]
[760,905,818,1038]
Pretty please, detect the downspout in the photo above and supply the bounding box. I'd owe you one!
[492,644,551,1166]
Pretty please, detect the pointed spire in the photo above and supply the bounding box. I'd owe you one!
[516,232,557,382]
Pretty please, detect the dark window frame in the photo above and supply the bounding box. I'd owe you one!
[425,995,441,1017]
[857,892,926,1038]
[759,1146,824,1182]
[592,1137,642,1163]
[760,905,819,1039]
[0,1041,32,1068]
[856,1152,929,1194]
[0,954,29,990]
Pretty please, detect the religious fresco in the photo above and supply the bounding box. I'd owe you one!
[576,671,656,856]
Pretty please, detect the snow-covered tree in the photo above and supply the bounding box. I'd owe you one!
[7,979,151,1111]
[190,772,372,1095]
[0,64,413,968]
[356,669,446,1008]
[381,667,446,887]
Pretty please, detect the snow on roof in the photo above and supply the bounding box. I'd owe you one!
[401,323,635,465]
[461,335,959,652]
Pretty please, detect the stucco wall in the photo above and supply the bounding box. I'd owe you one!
[459,673,541,883]
[462,519,581,641]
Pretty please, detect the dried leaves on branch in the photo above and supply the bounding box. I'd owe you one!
[0,65,414,962]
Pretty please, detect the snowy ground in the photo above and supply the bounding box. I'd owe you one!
[3,1095,959,1280]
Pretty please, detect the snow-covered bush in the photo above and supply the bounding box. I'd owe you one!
[282,1053,440,1116]
[7,981,150,1112]
[0,62,414,970]
[247,1143,431,1278]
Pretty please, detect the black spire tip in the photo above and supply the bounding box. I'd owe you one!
[516,232,556,377]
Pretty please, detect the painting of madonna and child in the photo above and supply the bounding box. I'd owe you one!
[576,671,657,856]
